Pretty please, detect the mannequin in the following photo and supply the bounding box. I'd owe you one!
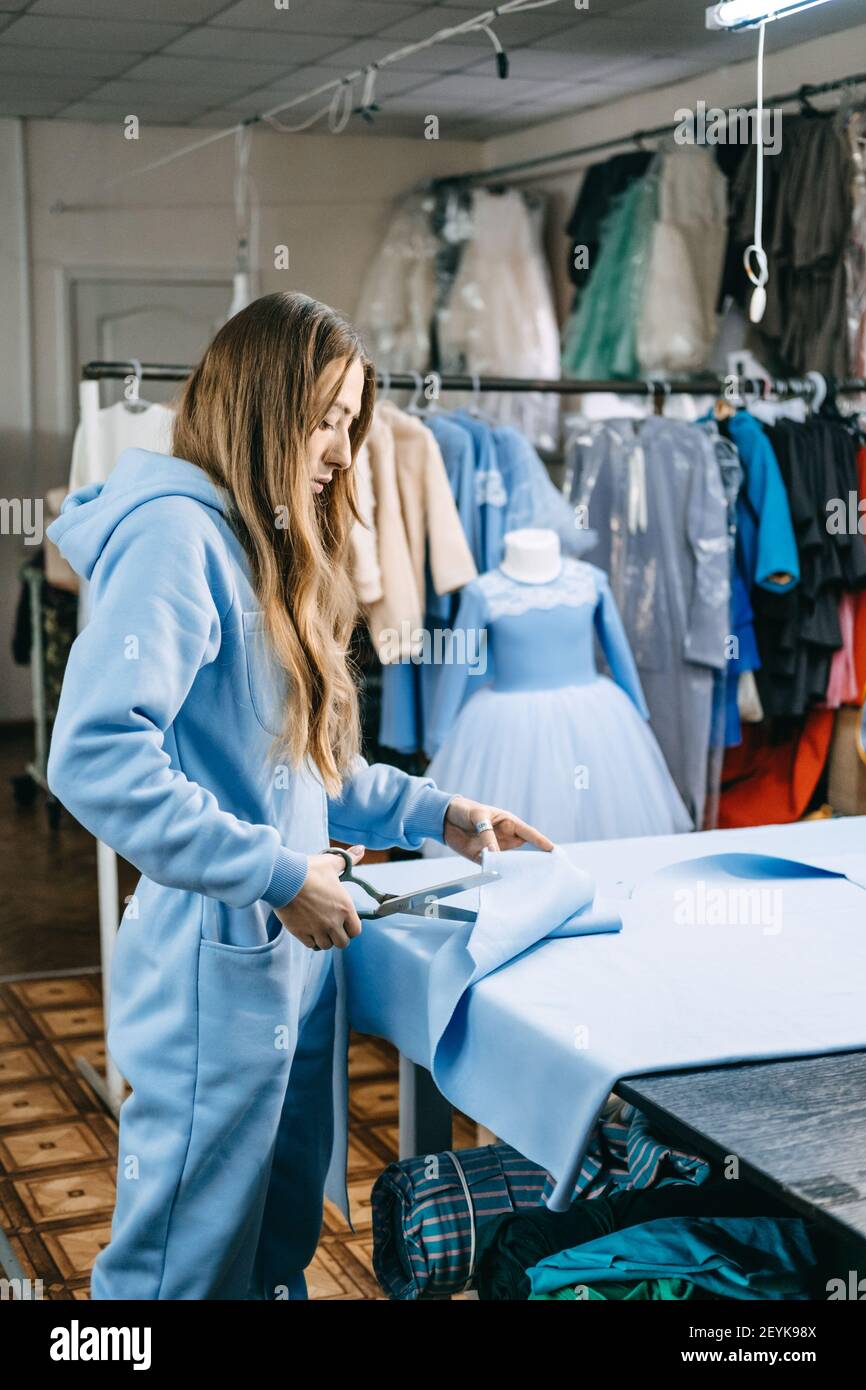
[499,527,562,584]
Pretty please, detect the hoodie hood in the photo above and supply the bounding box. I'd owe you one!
[47,448,228,581]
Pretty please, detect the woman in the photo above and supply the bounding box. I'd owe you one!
[47,292,552,1301]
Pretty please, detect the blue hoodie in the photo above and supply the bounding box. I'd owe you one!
[46,448,453,922]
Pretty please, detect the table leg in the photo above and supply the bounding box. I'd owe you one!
[398,1055,452,1158]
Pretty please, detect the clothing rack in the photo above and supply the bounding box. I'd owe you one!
[81,360,866,398]
[431,69,866,187]
[74,357,866,1115]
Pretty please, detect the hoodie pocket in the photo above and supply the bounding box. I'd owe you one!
[241,610,288,736]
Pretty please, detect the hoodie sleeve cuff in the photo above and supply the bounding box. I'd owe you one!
[262,847,309,908]
[404,786,455,846]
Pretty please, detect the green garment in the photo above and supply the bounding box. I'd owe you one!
[561,166,659,379]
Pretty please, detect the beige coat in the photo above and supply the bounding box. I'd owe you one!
[377,401,477,612]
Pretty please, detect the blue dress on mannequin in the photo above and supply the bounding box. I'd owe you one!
[424,558,692,853]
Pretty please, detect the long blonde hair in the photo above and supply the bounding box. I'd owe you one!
[172,291,375,795]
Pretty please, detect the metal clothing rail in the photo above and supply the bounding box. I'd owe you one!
[431,68,866,187]
[82,360,866,398]
[75,357,866,1115]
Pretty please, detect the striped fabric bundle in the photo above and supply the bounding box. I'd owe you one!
[541,1102,712,1204]
[372,1110,712,1299]
[372,1144,551,1300]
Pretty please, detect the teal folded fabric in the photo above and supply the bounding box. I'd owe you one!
[528,1216,816,1300]
[532,1277,712,1301]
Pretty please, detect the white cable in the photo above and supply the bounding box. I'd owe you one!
[79,0,563,194]
[328,81,354,134]
[743,20,769,323]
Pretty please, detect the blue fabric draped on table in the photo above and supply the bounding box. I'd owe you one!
[341,817,866,1212]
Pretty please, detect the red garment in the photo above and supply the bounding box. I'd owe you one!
[718,712,835,828]
[854,446,866,700]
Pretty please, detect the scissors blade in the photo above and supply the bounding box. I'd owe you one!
[365,868,500,920]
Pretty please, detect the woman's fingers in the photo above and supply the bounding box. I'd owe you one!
[506,815,555,852]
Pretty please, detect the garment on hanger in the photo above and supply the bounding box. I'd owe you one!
[375,414,593,760]
[718,411,799,748]
[751,417,866,719]
[422,558,692,850]
[358,410,422,660]
[726,113,854,377]
[69,398,175,490]
[566,417,731,825]
[376,401,477,619]
[563,151,654,305]
[845,111,866,381]
[347,441,382,606]
[637,144,728,373]
[354,192,437,373]
[438,189,561,449]
[561,168,659,380]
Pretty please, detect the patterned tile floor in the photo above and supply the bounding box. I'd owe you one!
[0,969,474,1300]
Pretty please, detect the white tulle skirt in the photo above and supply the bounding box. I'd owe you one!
[424,676,692,857]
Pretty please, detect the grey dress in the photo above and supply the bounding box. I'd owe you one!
[566,416,731,826]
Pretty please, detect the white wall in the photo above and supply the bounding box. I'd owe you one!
[0,120,34,720]
[0,117,483,718]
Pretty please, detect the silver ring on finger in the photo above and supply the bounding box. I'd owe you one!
[473,819,494,834]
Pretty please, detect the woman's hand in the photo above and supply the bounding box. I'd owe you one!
[443,796,555,863]
[274,844,365,951]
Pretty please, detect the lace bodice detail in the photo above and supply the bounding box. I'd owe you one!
[478,558,599,621]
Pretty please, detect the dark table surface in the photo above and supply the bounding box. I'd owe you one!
[617,1050,866,1250]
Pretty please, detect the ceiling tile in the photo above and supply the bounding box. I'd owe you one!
[31,0,229,18]
[0,74,100,100]
[162,27,341,65]
[89,77,234,104]
[0,13,187,51]
[407,71,548,107]
[55,98,209,124]
[212,0,425,36]
[380,4,577,44]
[121,54,293,90]
[322,37,488,74]
[0,46,142,77]
[0,97,67,116]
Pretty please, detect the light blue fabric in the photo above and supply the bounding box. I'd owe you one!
[527,1216,816,1300]
[423,413,481,596]
[493,424,595,562]
[449,411,509,572]
[46,447,453,1300]
[343,816,866,1213]
[422,559,691,847]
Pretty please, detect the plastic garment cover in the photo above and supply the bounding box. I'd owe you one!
[437,189,562,450]
[561,167,659,380]
[565,417,731,824]
[354,193,437,372]
[637,145,727,374]
[844,110,866,384]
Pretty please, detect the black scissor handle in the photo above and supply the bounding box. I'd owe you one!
[323,847,393,907]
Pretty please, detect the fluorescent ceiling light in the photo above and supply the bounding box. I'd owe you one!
[706,0,837,29]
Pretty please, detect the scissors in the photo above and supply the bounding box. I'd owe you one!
[324,847,500,923]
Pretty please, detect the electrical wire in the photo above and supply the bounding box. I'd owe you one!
[71,0,563,199]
